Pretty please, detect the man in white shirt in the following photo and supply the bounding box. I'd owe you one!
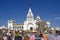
[47,28,56,40]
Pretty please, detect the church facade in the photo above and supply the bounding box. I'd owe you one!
[8,8,50,31]
[23,8,37,30]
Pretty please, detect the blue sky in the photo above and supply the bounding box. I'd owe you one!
[0,0,60,27]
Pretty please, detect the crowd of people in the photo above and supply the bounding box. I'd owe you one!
[2,29,60,40]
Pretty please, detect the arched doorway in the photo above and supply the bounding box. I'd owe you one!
[27,23,33,30]
[30,27,33,31]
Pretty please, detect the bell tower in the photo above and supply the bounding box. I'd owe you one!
[27,8,34,22]
[8,19,15,30]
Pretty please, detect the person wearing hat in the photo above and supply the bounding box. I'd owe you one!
[29,30,37,40]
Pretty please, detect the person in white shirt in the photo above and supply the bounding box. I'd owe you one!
[47,29,56,40]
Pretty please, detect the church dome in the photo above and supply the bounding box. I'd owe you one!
[36,16,41,20]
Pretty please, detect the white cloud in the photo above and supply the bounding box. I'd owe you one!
[54,17,60,20]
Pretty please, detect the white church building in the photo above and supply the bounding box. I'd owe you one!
[8,8,50,31]
[23,8,37,30]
